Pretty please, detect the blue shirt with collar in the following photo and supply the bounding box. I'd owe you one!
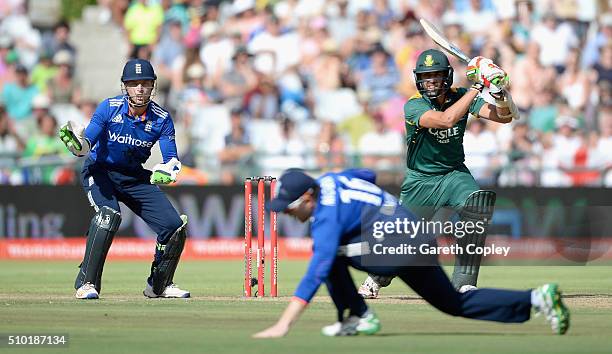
[83,95,177,173]
[293,169,406,303]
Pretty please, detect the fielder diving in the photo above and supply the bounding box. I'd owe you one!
[252,168,569,338]
[59,59,190,299]
[359,49,520,298]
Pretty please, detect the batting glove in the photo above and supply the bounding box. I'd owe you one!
[466,56,509,89]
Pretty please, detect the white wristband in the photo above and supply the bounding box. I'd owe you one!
[495,92,520,120]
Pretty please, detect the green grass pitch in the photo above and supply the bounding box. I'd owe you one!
[0,260,611,354]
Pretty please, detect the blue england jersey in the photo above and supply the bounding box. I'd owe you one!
[83,95,178,173]
[294,169,403,303]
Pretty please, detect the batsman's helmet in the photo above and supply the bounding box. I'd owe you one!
[413,49,453,99]
[121,59,157,107]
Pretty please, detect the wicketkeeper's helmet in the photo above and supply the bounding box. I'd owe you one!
[121,59,157,82]
[121,59,157,107]
[413,49,453,99]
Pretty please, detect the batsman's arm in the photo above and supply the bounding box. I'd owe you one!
[478,103,512,124]
[418,88,480,129]
[467,58,519,123]
[478,90,520,123]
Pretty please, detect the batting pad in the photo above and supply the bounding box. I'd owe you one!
[452,190,496,289]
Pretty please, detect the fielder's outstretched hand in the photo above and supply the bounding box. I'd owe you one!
[252,299,307,339]
[252,323,290,339]
[466,56,509,89]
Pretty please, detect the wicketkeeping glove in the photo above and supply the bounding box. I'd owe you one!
[150,157,182,185]
[59,121,90,157]
[466,56,509,90]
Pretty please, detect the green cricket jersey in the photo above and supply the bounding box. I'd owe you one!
[403,87,486,174]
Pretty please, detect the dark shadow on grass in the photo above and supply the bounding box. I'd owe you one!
[563,294,612,298]
[367,332,533,337]
[386,296,422,300]
[385,294,612,301]
[401,332,532,336]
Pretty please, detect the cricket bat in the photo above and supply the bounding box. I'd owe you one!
[419,18,504,93]
[419,18,472,64]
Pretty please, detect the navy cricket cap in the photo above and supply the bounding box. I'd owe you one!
[121,59,157,82]
[267,169,317,212]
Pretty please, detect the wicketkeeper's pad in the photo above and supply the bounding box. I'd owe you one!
[75,206,121,293]
[151,215,188,295]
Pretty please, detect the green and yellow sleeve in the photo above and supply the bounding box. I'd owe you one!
[404,93,431,128]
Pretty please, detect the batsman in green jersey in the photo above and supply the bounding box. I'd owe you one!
[359,49,521,297]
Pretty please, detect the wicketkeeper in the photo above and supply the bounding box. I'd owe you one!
[359,49,520,297]
[252,168,569,338]
[59,59,190,299]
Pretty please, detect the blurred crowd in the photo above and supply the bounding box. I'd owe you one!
[0,0,610,186]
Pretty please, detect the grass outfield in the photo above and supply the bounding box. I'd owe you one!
[0,260,611,354]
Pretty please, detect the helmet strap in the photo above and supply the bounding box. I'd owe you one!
[121,81,157,110]
[414,69,453,100]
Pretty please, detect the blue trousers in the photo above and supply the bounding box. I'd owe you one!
[81,160,183,276]
[327,257,532,323]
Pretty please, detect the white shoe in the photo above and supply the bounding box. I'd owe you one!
[75,282,99,299]
[532,283,570,335]
[321,319,358,336]
[143,283,190,298]
[321,311,381,336]
[358,275,392,299]
[459,285,478,293]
